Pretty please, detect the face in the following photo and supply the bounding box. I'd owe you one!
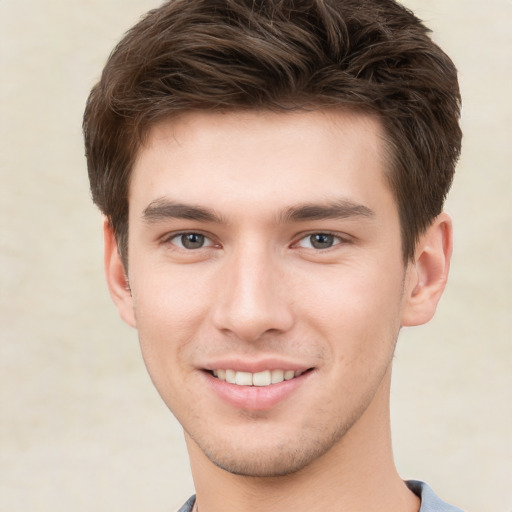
[111,109,418,477]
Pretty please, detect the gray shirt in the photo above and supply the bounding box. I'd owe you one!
[177,480,464,511]
[407,480,464,511]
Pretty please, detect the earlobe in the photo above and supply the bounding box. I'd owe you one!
[401,213,453,327]
[103,219,137,328]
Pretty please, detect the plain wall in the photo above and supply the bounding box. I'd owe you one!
[1,1,511,510]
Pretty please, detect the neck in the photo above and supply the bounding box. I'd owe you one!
[186,368,419,512]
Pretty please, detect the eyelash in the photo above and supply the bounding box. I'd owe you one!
[292,232,350,251]
[162,231,217,250]
[162,231,350,251]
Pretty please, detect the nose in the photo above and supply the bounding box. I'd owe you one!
[212,242,294,342]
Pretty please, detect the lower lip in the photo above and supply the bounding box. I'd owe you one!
[203,371,311,411]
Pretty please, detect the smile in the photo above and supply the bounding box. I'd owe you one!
[204,366,314,410]
[211,369,307,387]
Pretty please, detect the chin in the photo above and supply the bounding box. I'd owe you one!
[188,420,351,478]
[206,447,323,478]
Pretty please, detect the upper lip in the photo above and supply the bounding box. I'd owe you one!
[200,357,312,373]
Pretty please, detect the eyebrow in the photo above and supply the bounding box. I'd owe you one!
[142,199,226,224]
[279,200,375,223]
[142,198,374,225]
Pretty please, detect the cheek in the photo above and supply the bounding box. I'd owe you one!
[129,269,211,411]
[303,257,403,313]
[130,266,213,354]
[298,261,404,353]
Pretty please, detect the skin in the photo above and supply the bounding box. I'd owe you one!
[105,109,452,512]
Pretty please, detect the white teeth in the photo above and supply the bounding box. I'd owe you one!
[225,369,236,384]
[235,371,253,386]
[271,369,284,384]
[212,368,306,387]
[253,370,271,387]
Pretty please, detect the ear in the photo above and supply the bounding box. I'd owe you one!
[103,219,137,328]
[401,213,453,327]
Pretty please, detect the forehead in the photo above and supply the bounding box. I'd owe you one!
[140,108,385,160]
[129,109,393,218]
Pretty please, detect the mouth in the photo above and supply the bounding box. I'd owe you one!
[203,365,315,410]
[207,368,313,387]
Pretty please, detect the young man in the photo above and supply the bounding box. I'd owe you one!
[83,1,463,510]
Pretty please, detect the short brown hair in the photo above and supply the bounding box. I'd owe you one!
[83,0,462,264]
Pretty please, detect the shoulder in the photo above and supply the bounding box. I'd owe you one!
[176,486,464,512]
[406,480,465,512]
[175,494,196,512]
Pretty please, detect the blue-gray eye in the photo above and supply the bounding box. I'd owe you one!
[297,233,339,249]
[173,233,207,249]
[309,233,335,249]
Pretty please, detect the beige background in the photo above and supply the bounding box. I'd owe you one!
[1,1,511,511]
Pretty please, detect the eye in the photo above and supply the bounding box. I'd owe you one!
[169,232,214,250]
[296,233,342,250]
